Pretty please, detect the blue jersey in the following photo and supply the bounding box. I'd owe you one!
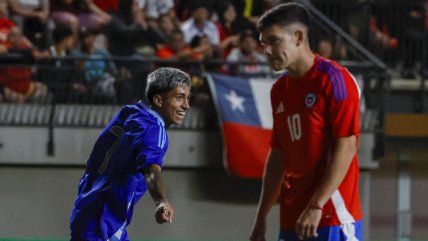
[70,101,168,241]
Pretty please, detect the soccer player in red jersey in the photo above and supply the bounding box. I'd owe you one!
[250,3,362,241]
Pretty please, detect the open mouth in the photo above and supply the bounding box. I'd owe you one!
[176,111,186,117]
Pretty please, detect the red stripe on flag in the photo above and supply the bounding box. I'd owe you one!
[223,123,272,178]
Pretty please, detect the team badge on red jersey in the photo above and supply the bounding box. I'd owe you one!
[305,93,317,108]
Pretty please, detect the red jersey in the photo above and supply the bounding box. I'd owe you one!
[270,54,362,230]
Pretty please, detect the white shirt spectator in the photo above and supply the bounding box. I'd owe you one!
[226,48,271,75]
[137,0,174,19]
[15,0,48,10]
[181,18,220,46]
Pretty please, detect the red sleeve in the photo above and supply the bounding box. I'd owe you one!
[156,47,173,59]
[270,83,282,149]
[271,124,281,149]
[326,68,361,139]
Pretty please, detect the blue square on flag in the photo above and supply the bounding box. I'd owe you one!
[207,73,275,178]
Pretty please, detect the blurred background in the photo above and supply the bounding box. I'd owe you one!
[0,0,427,240]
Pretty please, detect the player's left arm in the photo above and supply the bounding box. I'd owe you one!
[144,164,174,224]
[296,68,360,239]
[295,135,357,239]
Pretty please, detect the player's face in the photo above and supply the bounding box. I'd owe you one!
[260,24,299,71]
[158,85,191,126]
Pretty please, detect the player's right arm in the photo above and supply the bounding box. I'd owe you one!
[250,148,285,241]
[144,164,174,224]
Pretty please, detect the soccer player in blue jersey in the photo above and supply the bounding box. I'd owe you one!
[70,67,191,241]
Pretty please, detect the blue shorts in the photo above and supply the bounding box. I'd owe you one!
[278,220,362,241]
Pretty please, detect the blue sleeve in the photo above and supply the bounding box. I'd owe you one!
[134,124,166,170]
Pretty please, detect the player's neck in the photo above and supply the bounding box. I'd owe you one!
[288,49,316,79]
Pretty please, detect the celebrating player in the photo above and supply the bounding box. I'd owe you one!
[250,3,362,241]
[70,67,191,241]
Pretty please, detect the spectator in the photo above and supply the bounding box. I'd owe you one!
[317,36,334,59]
[225,29,271,76]
[50,0,111,33]
[174,0,213,22]
[401,0,428,79]
[92,0,118,14]
[71,29,118,100]
[190,34,219,60]
[7,0,49,49]
[157,13,180,43]
[36,23,86,103]
[105,0,162,57]
[156,29,198,61]
[215,2,243,57]
[0,0,16,45]
[137,0,178,28]
[0,27,49,103]
[180,3,220,46]
[48,24,74,58]
[189,33,222,72]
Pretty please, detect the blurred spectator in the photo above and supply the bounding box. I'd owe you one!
[156,29,198,61]
[71,29,118,99]
[215,1,255,57]
[175,0,213,22]
[92,0,118,14]
[225,29,271,76]
[137,0,178,28]
[401,0,428,79]
[35,23,87,103]
[105,0,162,57]
[157,13,180,43]
[190,33,222,72]
[48,24,74,58]
[317,36,334,59]
[50,0,111,33]
[366,15,398,66]
[7,0,49,50]
[180,3,220,46]
[0,0,16,44]
[190,34,220,61]
[0,27,49,103]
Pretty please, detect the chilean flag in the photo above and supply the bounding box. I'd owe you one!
[207,73,275,178]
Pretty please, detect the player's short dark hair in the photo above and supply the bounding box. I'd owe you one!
[145,67,191,104]
[257,2,311,32]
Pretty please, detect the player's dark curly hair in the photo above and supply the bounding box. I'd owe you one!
[145,67,191,104]
[257,2,311,32]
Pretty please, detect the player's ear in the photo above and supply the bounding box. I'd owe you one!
[295,30,304,46]
[153,94,163,108]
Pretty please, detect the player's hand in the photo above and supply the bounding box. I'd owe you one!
[155,201,174,224]
[249,220,266,241]
[295,205,322,240]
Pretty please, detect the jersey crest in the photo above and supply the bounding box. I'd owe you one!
[304,92,317,108]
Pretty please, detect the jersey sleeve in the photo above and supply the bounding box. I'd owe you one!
[134,124,166,170]
[326,68,361,139]
[271,119,281,148]
[270,87,282,149]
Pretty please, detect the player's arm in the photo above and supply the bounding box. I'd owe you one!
[250,148,285,241]
[144,164,174,224]
[295,135,357,240]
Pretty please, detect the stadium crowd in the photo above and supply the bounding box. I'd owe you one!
[0,0,427,104]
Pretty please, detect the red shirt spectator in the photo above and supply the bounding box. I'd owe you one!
[93,0,118,13]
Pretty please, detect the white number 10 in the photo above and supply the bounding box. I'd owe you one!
[287,113,301,142]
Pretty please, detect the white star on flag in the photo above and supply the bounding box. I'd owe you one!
[225,90,245,112]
